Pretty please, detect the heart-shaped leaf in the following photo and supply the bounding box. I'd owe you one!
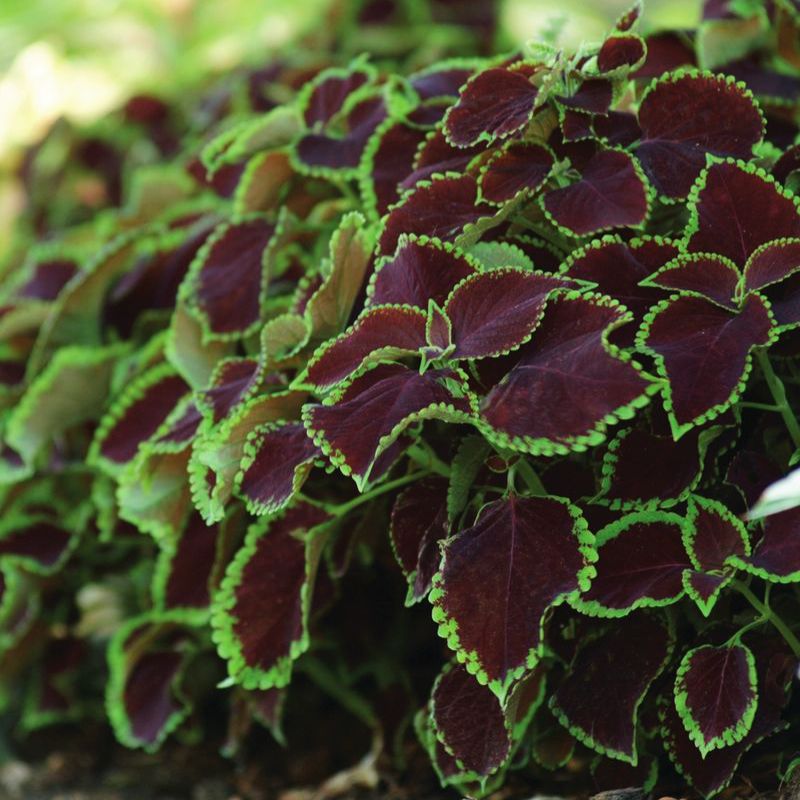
[211,502,331,690]
[572,511,689,617]
[444,268,568,359]
[306,305,427,388]
[431,494,596,698]
[444,67,539,148]
[685,160,800,266]
[674,644,758,756]
[304,363,474,488]
[479,294,656,456]
[390,477,449,604]
[636,71,764,198]
[236,422,320,516]
[638,293,774,437]
[543,149,650,236]
[550,612,672,764]
[368,235,478,309]
[431,662,511,776]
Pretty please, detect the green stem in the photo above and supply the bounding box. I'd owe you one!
[515,459,547,496]
[757,350,800,449]
[740,401,782,412]
[733,579,800,659]
[330,470,428,517]
[407,442,450,478]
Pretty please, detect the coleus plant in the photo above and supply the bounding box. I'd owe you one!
[4,0,800,796]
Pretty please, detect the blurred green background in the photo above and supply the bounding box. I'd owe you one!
[0,0,701,248]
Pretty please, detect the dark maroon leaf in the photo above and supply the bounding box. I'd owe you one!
[125,651,185,746]
[378,174,487,255]
[593,111,641,147]
[550,613,671,762]
[390,477,448,602]
[686,160,800,265]
[410,66,473,99]
[98,374,188,465]
[445,269,567,359]
[684,571,726,609]
[601,426,704,508]
[733,507,800,581]
[364,121,428,215]
[643,253,741,309]
[304,363,472,486]
[560,109,594,143]
[575,512,689,614]
[404,130,483,189]
[636,73,764,198]
[725,57,800,105]
[426,302,451,353]
[743,238,800,293]
[478,142,554,204]
[0,520,72,569]
[200,358,261,424]
[480,295,653,453]
[432,663,511,775]
[307,306,427,388]
[17,259,77,301]
[432,494,594,691]
[369,236,476,308]
[296,96,386,171]
[674,644,757,755]
[193,218,275,336]
[757,265,800,328]
[543,150,649,236]
[772,144,800,185]
[220,503,330,685]
[597,35,646,73]
[237,423,320,515]
[162,513,220,608]
[632,32,695,79]
[557,79,613,113]
[443,67,538,147]
[615,2,642,31]
[686,496,748,571]
[639,293,773,434]
[107,220,215,336]
[564,235,679,344]
[154,401,203,446]
[303,68,371,126]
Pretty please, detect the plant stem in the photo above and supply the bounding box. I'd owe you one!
[407,442,450,478]
[330,470,427,517]
[733,579,800,659]
[757,350,800,449]
[740,401,782,412]
[515,459,547,496]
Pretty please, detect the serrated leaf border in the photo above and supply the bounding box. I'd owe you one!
[634,290,778,440]
[429,660,512,778]
[549,611,675,765]
[673,643,758,757]
[105,608,207,752]
[365,232,482,309]
[303,361,478,491]
[180,210,288,342]
[570,509,688,618]
[209,503,330,690]
[429,495,598,702]
[476,140,556,206]
[305,303,427,390]
[88,362,187,477]
[477,290,662,457]
[233,420,319,516]
[540,146,655,239]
